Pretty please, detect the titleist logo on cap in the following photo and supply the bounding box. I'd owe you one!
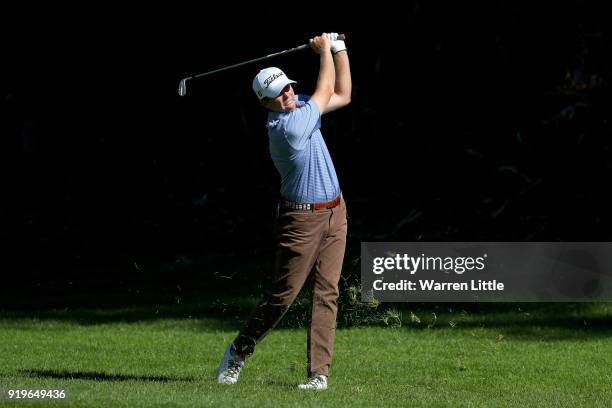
[264,72,284,88]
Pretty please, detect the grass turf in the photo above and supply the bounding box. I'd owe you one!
[1,303,611,407]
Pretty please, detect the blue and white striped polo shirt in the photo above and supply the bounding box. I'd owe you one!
[266,94,341,203]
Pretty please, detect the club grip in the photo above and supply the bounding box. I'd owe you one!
[321,33,347,40]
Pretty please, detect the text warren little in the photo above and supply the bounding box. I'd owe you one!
[373,280,505,291]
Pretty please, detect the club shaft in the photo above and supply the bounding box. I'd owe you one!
[189,44,310,80]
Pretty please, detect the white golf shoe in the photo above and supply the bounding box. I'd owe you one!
[297,374,328,390]
[216,343,244,384]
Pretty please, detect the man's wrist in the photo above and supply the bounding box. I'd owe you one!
[332,49,347,55]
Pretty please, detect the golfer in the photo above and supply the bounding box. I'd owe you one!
[216,32,351,390]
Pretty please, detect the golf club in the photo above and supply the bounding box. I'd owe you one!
[178,34,346,96]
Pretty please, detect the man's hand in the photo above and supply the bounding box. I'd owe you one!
[326,32,347,54]
[309,33,332,55]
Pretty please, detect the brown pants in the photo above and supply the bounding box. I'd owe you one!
[233,197,348,377]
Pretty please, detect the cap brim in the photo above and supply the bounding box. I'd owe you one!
[264,77,297,99]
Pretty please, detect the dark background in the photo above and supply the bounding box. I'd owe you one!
[2,2,611,307]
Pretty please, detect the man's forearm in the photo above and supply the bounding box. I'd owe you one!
[317,50,336,96]
[333,51,351,101]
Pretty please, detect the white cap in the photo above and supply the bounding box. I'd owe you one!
[252,67,297,100]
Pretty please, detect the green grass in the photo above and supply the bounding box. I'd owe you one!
[1,303,612,407]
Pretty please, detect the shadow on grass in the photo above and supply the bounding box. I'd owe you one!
[2,284,612,341]
[20,369,198,383]
[0,289,259,330]
[394,302,612,340]
[403,315,612,339]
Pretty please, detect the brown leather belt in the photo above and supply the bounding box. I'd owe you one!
[282,194,342,211]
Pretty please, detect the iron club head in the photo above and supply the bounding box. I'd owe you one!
[178,78,189,96]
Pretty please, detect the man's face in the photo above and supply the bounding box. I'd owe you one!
[262,84,296,112]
